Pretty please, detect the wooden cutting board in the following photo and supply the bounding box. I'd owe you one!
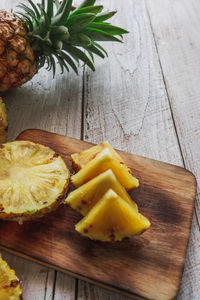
[0,129,197,300]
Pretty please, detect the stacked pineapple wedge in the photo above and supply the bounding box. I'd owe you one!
[66,142,150,242]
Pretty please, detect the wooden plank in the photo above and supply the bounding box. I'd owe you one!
[2,0,83,298]
[0,128,195,300]
[79,0,191,298]
[43,269,55,300]
[78,281,132,300]
[81,0,183,164]
[0,250,49,300]
[54,273,76,300]
[145,1,200,298]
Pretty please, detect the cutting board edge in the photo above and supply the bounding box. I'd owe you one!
[0,244,146,300]
[16,128,197,191]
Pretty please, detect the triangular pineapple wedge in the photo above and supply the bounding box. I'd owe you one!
[0,254,22,299]
[71,141,131,173]
[75,189,150,242]
[66,169,138,216]
[71,149,139,190]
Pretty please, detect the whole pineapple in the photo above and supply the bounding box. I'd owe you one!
[0,0,128,92]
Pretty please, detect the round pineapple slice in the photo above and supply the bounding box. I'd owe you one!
[0,141,69,222]
[0,98,8,144]
[0,254,22,299]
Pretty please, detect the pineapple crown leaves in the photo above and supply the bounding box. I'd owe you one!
[16,0,128,76]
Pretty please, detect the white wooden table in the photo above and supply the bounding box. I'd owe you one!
[1,0,200,299]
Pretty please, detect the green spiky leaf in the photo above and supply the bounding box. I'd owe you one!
[54,40,63,50]
[78,0,96,9]
[55,0,68,16]
[93,41,108,56]
[70,33,92,47]
[63,44,95,71]
[51,26,70,42]
[87,50,94,62]
[17,4,39,25]
[70,6,103,17]
[84,27,123,42]
[85,44,105,59]
[27,0,40,18]
[47,0,54,18]
[17,0,128,77]
[60,52,78,73]
[67,13,97,31]
[52,0,72,25]
[88,23,129,35]
[94,11,116,22]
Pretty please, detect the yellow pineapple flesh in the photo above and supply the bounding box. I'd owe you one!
[0,254,22,300]
[0,141,69,222]
[75,189,150,242]
[0,11,37,92]
[71,149,139,190]
[66,169,138,216]
[71,141,131,173]
[0,98,8,144]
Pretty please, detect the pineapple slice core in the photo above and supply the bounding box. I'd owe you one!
[66,169,138,215]
[71,141,130,172]
[0,254,22,299]
[71,149,139,190]
[75,189,150,242]
[0,141,69,220]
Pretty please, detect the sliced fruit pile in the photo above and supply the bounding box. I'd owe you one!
[0,140,69,223]
[0,254,22,300]
[0,98,8,144]
[66,142,150,242]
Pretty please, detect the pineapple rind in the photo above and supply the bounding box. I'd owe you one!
[75,189,150,242]
[0,141,69,222]
[0,11,37,92]
[0,254,22,300]
[0,98,8,144]
[71,148,139,190]
[66,169,138,215]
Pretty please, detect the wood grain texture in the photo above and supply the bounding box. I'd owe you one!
[80,0,193,299]
[83,0,181,165]
[146,1,200,298]
[54,273,76,300]
[1,0,198,299]
[78,281,133,300]
[0,129,196,300]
